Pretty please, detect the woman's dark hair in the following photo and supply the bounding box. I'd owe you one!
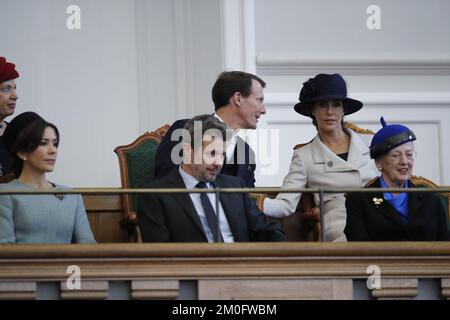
[11,119,59,177]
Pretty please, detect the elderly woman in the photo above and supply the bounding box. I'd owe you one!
[0,112,96,244]
[0,57,19,178]
[263,74,378,241]
[344,118,449,241]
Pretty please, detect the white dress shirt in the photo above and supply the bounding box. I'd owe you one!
[179,166,234,243]
[213,113,239,162]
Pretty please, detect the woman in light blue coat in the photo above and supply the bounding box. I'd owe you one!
[0,112,95,244]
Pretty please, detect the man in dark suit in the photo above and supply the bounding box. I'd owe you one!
[155,71,267,187]
[139,114,286,243]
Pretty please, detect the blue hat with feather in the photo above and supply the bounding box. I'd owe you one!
[370,117,416,159]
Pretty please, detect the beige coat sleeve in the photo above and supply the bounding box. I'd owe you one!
[263,148,307,217]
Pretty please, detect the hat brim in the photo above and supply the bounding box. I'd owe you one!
[294,96,363,117]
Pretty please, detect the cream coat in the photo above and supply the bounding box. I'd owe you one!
[264,128,379,241]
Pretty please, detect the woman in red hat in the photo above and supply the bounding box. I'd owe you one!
[344,117,449,241]
[0,57,20,179]
[263,73,378,242]
[0,112,96,244]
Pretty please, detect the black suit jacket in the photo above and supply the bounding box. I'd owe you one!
[0,135,12,177]
[344,178,450,241]
[138,169,286,242]
[155,119,256,187]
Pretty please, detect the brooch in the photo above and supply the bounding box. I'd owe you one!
[372,197,384,207]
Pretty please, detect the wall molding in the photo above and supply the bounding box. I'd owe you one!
[256,53,450,76]
[262,91,450,185]
[174,0,195,118]
[220,0,255,72]
[265,92,450,109]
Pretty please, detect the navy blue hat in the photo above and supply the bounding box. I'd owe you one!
[370,117,416,159]
[294,73,363,117]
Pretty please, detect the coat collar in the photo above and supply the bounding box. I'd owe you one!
[365,178,423,228]
[165,169,207,236]
[165,170,243,241]
[214,175,243,241]
[311,128,371,172]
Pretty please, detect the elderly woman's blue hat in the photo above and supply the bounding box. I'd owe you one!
[370,117,416,159]
[294,73,363,117]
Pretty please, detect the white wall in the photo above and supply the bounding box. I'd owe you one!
[251,0,450,186]
[1,0,449,187]
[0,0,223,187]
[0,0,140,187]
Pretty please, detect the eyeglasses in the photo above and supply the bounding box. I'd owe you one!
[387,151,417,162]
[0,85,17,94]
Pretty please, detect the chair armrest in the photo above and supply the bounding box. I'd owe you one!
[249,192,277,211]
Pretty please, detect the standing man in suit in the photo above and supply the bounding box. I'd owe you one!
[0,57,20,180]
[139,114,286,243]
[155,71,267,187]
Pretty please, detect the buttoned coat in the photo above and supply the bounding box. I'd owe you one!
[344,178,449,241]
[264,128,379,241]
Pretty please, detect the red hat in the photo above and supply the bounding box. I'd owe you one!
[0,57,20,83]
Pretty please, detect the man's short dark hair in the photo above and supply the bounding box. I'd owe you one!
[211,71,266,111]
[183,114,227,150]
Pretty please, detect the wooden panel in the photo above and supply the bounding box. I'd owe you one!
[83,194,123,211]
[0,243,450,300]
[60,280,108,300]
[198,279,352,300]
[87,212,128,243]
[371,278,418,299]
[131,280,179,299]
[83,194,129,243]
[0,281,36,300]
[441,278,450,300]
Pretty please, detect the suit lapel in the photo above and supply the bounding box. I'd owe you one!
[165,170,207,235]
[311,129,372,173]
[216,176,242,241]
[234,137,253,179]
[406,181,423,222]
[346,129,372,170]
[311,135,354,172]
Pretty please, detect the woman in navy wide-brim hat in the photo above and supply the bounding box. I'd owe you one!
[345,117,449,241]
[263,73,378,242]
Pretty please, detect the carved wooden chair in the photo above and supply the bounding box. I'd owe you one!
[252,122,375,241]
[114,124,170,242]
[407,175,450,223]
